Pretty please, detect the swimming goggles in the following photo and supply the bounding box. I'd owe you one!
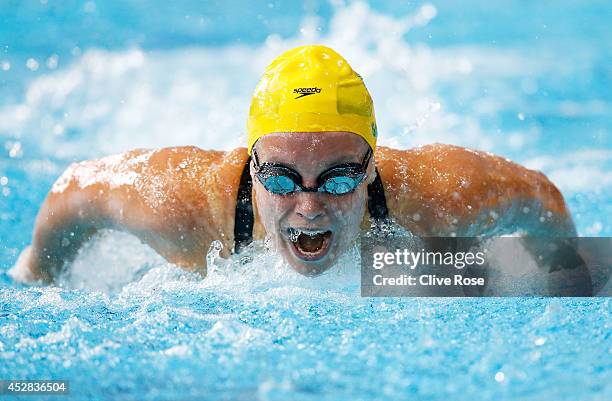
[252,148,372,196]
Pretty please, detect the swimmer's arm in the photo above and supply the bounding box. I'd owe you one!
[377,144,591,294]
[377,144,576,237]
[11,181,112,283]
[11,147,247,283]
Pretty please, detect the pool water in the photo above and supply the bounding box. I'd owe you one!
[0,1,610,400]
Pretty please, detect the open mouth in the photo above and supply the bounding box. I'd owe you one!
[287,228,333,261]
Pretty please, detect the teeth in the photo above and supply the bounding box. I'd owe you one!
[288,228,300,242]
[301,229,326,235]
[287,228,328,242]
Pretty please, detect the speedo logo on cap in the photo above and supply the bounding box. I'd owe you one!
[293,87,321,99]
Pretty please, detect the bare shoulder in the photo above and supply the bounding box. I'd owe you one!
[135,146,247,205]
[375,144,574,236]
[52,146,247,198]
[121,146,248,243]
[49,146,249,258]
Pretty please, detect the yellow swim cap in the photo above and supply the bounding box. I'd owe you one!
[247,45,377,154]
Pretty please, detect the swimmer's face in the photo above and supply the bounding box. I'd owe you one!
[251,132,375,276]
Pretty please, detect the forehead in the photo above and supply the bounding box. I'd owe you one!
[254,132,368,162]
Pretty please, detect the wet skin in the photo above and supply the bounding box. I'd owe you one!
[11,134,577,283]
[251,132,375,276]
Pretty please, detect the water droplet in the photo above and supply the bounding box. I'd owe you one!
[206,240,224,267]
[26,58,39,71]
[534,337,546,346]
[53,124,65,136]
[419,3,437,21]
[8,142,23,158]
[46,54,59,69]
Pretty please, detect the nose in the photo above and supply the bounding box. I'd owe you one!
[294,192,326,221]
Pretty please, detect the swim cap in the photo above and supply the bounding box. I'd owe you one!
[247,45,377,154]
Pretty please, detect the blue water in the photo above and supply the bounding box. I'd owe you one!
[0,1,610,400]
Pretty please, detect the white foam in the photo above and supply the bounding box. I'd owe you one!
[206,319,272,346]
[53,228,363,299]
[58,230,167,293]
[37,317,91,344]
[161,344,192,357]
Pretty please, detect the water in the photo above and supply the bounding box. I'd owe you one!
[0,1,610,400]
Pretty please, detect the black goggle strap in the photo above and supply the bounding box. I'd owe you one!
[362,147,373,169]
[367,166,388,221]
[234,155,254,253]
[252,148,261,168]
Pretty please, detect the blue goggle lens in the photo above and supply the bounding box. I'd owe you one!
[259,173,364,196]
[262,175,297,195]
[322,176,361,195]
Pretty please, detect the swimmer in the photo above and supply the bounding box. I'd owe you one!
[9,45,590,291]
